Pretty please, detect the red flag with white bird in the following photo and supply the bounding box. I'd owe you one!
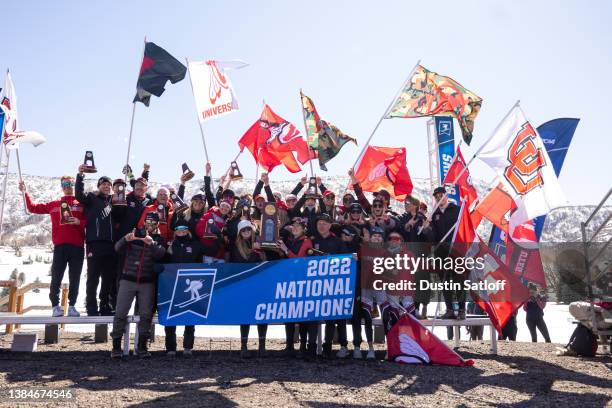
[352,145,413,200]
[238,104,311,173]
[387,315,474,366]
[452,200,530,332]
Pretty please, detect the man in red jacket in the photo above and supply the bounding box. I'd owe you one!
[19,176,87,317]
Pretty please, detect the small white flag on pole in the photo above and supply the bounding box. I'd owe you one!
[188,60,247,122]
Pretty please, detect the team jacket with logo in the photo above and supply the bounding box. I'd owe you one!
[24,193,87,247]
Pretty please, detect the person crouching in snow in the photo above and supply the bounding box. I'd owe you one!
[110,212,167,359]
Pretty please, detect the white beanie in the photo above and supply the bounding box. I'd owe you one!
[237,219,254,234]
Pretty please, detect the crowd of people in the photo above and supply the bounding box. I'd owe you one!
[19,162,553,360]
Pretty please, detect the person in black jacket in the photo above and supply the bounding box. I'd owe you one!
[312,213,349,359]
[428,186,463,319]
[76,166,119,316]
[230,220,268,358]
[110,212,167,358]
[163,221,205,357]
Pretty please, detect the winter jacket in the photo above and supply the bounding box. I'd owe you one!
[312,233,347,255]
[114,191,153,240]
[229,241,265,263]
[430,202,460,258]
[195,207,226,258]
[115,233,167,284]
[75,174,116,251]
[24,193,87,247]
[523,295,547,317]
[167,236,205,263]
[283,235,313,258]
[138,200,175,242]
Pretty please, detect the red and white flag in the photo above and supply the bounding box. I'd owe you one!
[443,146,478,208]
[453,200,530,332]
[470,183,516,233]
[0,72,45,148]
[353,146,413,200]
[387,315,473,366]
[477,105,565,232]
[238,104,310,173]
[188,60,247,122]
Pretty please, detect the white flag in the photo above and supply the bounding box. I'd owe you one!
[477,104,565,232]
[0,71,45,148]
[188,60,247,122]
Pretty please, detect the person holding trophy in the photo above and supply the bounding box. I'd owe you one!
[19,177,86,317]
[137,187,174,243]
[76,166,118,316]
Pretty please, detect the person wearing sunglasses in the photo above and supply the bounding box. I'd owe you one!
[19,177,86,317]
[369,197,397,233]
[111,211,167,359]
[230,220,268,358]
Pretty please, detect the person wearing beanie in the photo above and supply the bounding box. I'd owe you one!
[229,220,268,358]
[110,210,167,359]
[163,221,205,357]
[311,213,349,359]
[76,164,119,316]
[195,199,232,261]
[19,176,87,317]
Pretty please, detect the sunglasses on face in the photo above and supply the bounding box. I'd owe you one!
[373,204,383,208]
[61,182,74,188]
[325,195,335,200]
[388,236,402,241]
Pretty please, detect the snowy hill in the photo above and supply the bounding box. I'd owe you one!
[0,173,609,245]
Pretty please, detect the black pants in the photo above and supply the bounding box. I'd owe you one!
[86,254,117,315]
[351,307,373,348]
[240,324,268,345]
[323,320,347,352]
[500,315,518,341]
[285,322,318,350]
[49,244,84,306]
[526,314,551,343]
[165,326,195,351]
[437,271,466,311]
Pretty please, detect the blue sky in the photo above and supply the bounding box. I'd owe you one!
[2,0,610,204]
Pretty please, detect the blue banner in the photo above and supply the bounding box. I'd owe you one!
[157,254,357,326]
[533,118,579,239]
[435,116,460,205]
[0,111,4,145]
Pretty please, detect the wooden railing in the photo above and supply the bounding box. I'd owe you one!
[0,280,68,333]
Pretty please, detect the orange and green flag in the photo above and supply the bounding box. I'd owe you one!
[386,65,482,145]
[301,91,356,171]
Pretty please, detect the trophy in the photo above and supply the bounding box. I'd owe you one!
[82,151,97,173]
[170,191,188,214]
[122,164,133,176]
[257,202,279,249]
[112,179,127,206]
[156,203,167,224]
[59,202,73,225]
[201,218,218,239]
[181,163,195,182]
[229,161,243,181]
[306,247,326,256]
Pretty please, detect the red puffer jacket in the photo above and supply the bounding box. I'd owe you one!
[25,193,87,247]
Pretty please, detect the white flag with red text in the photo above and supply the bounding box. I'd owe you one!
[477,105,565,232]
[188,60,247,122]
[1,72,46,148]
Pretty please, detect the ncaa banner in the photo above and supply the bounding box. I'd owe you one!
[157,254,357,326]
[188,60,246,122]
[434,117,460,204]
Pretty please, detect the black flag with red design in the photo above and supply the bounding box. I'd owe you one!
[133,42,187,106]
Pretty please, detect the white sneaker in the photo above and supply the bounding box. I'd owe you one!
[67,306,80,317]
[366,349,376,360]
[336,346,349,358]
[52,306,64,317]
[352,348,363,359]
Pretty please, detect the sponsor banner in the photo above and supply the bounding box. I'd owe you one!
[157,254,357,326]
[434,116,460,204]
[188,60,238,122]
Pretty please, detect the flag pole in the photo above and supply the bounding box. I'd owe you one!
[425,100,521,221]
[185,57,215,192]
[299,89,317,178]
[350,59,421,170]
[124,36,147,183]
[14,147,27,214]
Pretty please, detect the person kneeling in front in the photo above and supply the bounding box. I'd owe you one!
[110,212,167,359]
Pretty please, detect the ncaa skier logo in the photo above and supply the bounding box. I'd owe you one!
[438,121,451,136]
[167,269,217,320]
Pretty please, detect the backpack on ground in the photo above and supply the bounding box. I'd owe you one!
[566,323,598,357]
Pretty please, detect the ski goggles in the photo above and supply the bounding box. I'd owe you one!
[175,226,189,232]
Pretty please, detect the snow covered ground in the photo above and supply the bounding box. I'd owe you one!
[1,245,576,345]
